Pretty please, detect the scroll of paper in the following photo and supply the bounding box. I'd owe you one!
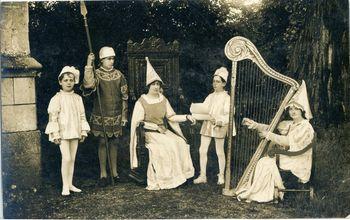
[190,103,212,121]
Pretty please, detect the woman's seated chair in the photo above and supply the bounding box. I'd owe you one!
[269,135,317,200]
[129,122,148,184]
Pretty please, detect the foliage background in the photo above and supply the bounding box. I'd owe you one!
[29,0,313,124]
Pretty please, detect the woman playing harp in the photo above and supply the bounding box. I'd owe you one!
[236,81,314,203]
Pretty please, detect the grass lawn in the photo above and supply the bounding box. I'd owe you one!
[3,123,350,218]
[4,176,305,219]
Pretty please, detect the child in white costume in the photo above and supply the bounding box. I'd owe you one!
[193,67,236,185]
[45,66,90,196]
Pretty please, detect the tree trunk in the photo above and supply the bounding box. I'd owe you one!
[288,0,349,126]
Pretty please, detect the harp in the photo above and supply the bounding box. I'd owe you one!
[222,36,300,196]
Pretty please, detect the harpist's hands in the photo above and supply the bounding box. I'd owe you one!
[122,120,127,127]
[186,115,196,125]
[258,130,268,138]
[242,118,258,129]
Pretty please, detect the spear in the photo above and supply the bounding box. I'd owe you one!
[80,1,115,185]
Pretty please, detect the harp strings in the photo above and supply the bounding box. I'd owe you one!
[231,60,287,185]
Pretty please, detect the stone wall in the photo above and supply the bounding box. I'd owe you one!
[1,2,42,190]
[2,77,37,132]
[0,3,30,56]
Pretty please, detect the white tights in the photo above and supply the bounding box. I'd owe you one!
[59,139,79,191]
[198,135,226,177]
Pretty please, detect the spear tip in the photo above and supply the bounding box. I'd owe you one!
[80,1,87,17]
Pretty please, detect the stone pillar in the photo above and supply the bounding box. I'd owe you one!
[1,2,42,189]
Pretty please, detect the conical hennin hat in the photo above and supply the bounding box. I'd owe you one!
[286,80,313,120]
[145,57,163,86]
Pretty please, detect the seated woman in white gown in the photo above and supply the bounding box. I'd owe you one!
[129,57,196,190]
[236,81,315,203]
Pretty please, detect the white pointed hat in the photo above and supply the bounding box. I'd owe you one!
[214,67,229,82]
[145,57,163,86]
[286,80,313,120]
[58,66,80,84]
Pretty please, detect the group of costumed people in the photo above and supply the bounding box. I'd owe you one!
[45,45,314,204]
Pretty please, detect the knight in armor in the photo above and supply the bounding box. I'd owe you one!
[237,81,315,203]
[193,67,236,185]
[81,47,128,186]
[129,57,196,190]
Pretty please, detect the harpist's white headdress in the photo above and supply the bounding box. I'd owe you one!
[145,57,163,86]
[285,80,313,120]
[214,67,229,82]
[59,66,80,84]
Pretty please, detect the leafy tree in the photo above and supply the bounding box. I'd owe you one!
[287,0,349,125]
[29,0,348,128]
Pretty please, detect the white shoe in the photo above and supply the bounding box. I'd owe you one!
[61,188,70,196]
[69,185,82,193]
[146,185,160,191]
[193,175,207,184]
[217,174,224,185]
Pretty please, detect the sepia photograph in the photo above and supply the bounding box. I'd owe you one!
[0,0,349,218]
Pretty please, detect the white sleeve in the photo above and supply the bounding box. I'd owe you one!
[288,123,314,152]
[78,96,90,136]
[83,66,96,89]
[129,101,145,169]
[45,95,61,142]
[217,95,230,125]
[166,99,187,122]
[267,133,290,147]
